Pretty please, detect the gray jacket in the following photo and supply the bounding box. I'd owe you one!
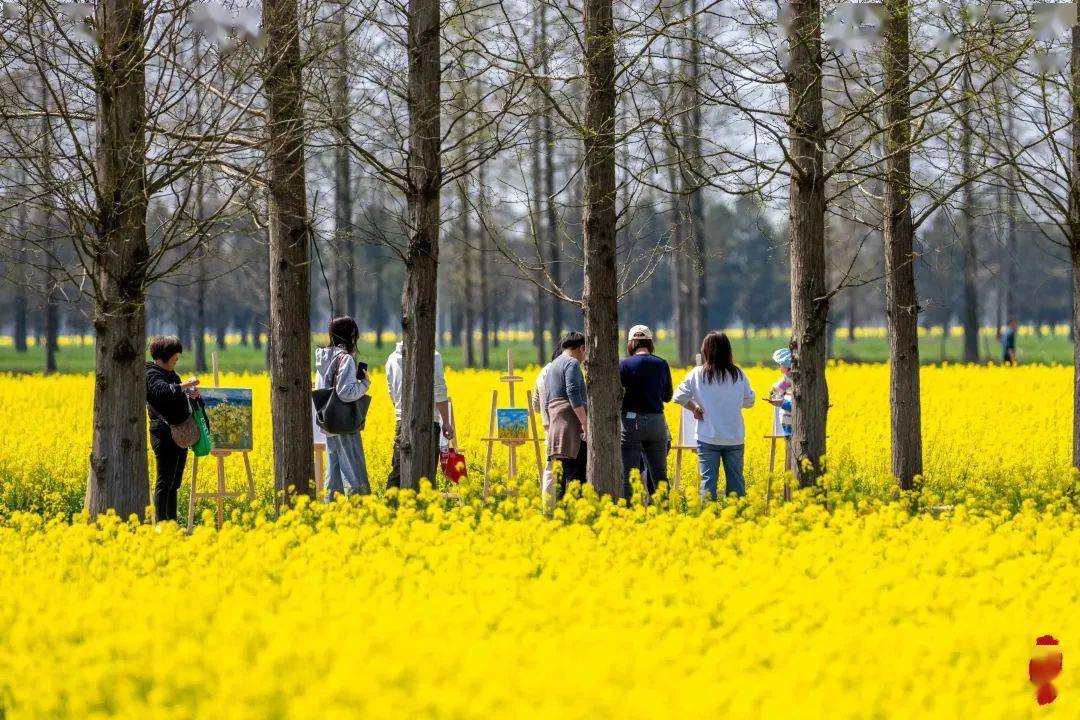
[315,346,370,402]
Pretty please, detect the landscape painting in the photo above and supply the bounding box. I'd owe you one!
[201,388,253,452]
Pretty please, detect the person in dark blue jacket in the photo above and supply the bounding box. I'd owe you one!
[145,336,200,523]
[619,325,673,498]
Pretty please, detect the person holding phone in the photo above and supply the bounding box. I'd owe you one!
[146,335,201,523]
[316,316,371,501]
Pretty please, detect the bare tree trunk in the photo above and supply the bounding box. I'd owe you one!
[668,159,691,365]
[530,116,548,364]
[1004,113,1018,323]
[194,250,208,371]
[1070,26,1080,469]
[478,162,490,368]
[334,12,353,318]
[84,0,150,519]
[541,3,562,344]
[882,0,922,490]
[398,0,442,489]
[959,62,980,363]
[460,181,476,367]
[43,269,59,373]
[685,0,706,345]
[786,0,829,487]
[265,0,314,501]
[13,282,28,352]
[582,0,623,498]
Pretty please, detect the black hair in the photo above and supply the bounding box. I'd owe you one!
[328,316,360,354]
[561,331,586,351]
[627,337,654,356]
[149,335,183,362]
[700,331,742,384]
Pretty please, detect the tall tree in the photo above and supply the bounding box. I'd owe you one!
[582,0,623,498]
[881,0,921,489]
[265,0,315,499]
[1071,25,1080,469]
[958,54,980,362]
[84,0,152,518]
[397,0,442,488]
[785,0,829,487]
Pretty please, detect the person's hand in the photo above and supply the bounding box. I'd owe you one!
[358,368,369,382]
[442,423,455,440]
[765,397,782,407]
[690,405,705,421]
[180,377,200,391]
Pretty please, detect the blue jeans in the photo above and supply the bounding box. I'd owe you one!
[325,432,370,501]
[698,443,745,500]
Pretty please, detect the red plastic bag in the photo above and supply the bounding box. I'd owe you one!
[440,449,468,484]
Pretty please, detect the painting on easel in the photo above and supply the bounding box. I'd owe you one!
[201,388,253,451]
[496,408,529,440]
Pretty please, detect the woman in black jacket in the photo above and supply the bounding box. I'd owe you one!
[146,336,200,522]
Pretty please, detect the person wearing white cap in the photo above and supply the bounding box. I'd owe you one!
[619,324,673,498]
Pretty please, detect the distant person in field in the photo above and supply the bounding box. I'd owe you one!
[619,325,672,499]
[145,335,201,523]
[532,339,568,507]
[767,348,794,437]
[546,331,588,496]
[1002,318,1019,365]
[386,339,454,489]
[673,331,756,501]
[315,316,372,501]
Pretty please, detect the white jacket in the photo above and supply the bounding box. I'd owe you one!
[673,366,755,446]
[315,346,370,402]
[385,342,448,422]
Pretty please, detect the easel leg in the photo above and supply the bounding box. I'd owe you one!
[215,455,226,529]
[674,448,682,495]
[314,446,325,499]
[187,455,199,532]
[242,451,255,501]
[483,390,497,499]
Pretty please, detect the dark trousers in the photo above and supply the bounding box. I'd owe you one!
[620,413,669,498]
[387,421,442,489]
[559,440,587,499]
[150,422,188,522]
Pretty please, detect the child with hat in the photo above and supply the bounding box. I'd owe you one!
[768,348,793,437]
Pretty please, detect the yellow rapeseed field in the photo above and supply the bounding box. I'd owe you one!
[0,365,1073,516]
[0,365,1078,718]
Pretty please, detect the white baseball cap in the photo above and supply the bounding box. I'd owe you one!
[628,325,654,342]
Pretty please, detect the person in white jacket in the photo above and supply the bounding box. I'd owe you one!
[315,316,371,501]
[385,341,454,488]
[672,331,755,500]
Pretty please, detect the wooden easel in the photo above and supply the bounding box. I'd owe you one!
[670,354,702,495]
[481,350,544,498]
[671,407,697,495]
[187,353,256,530]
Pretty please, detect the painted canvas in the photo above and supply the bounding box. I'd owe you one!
[679,406,697,449]
[496,408,529,440]
[201,388,254,451]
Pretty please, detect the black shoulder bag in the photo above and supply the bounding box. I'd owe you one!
[312,354,371,434]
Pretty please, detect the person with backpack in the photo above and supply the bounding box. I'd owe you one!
[315,316,372,501]
[145,335,201,523]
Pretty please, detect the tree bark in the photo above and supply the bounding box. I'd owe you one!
[478,161,490,368]
[785,0,829,487]
[582,0,623,499]
[194,249,208,371]
[334,12,353,318]
[959,61,979,363]
[684,0,706,345]
[265,0,314,500]
[882,0,922,490]
[460,181,476,367]
[398,0,442,489]
[84,0,151,519]
[1070,25,1080,469]
[530,115,548,364]
[541,3,562,344]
